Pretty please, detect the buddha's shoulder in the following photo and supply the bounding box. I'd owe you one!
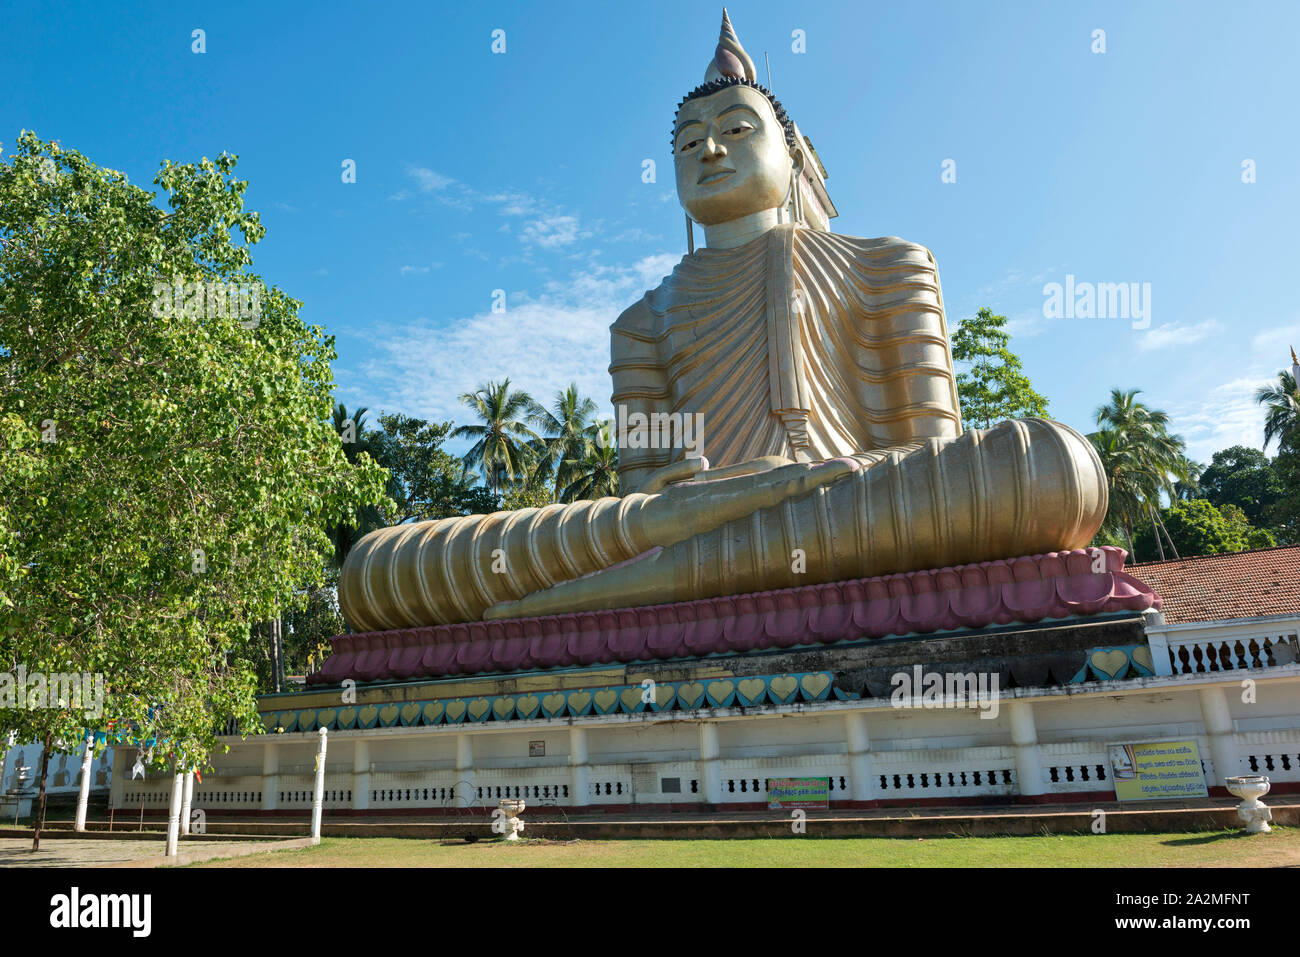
[611,290,658,337]
[796,228,939,271]
[610,254,691,336]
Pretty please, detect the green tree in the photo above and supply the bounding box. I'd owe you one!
[1254,353,1300,542]
[530,384,600,498]
[1255,362,1299,454]
[329,403,385,566]
[1089,426,1157,556]
[369,413,495,524]
[1196,445,1284,529]
[1270,450,1300,544]
[951,307,1050,429]
[1134,499,1276,559]
[451,379,541,500]
[560,439,621,503]
[1172,454,1202,501]
[1088,389,1193,561]
[0,132,388,846]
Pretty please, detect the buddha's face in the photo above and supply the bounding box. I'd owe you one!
[674,85,792,226]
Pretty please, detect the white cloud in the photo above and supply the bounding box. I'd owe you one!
[1155,316,1297,462]
[520,214,583,248]
[356,254,680,423]
[399,262,445,276]
[1167,381,1269,463]
[1136,320,1221,352]
[410,167,455,192]
[1004,308,1044,339]
[1250,322,1300,358]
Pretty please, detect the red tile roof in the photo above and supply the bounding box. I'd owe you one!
[1129,545,1300,625]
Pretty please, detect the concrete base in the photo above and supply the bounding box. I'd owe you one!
[43,798,1297,840]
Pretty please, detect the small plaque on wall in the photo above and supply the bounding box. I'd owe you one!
[529,740,545,757]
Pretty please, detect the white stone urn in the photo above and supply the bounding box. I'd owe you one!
[1225,775,1272,834]
[497,799,526,841]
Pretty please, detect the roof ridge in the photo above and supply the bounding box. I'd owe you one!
[1129,542,1300,568]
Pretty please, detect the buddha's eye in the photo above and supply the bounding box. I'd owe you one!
[678,139,702,152]
[724,124,754,136]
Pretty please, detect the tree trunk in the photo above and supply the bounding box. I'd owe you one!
[31,731,52,853]
[1149,506,1167,562]
[270,617,283,694]
[1124,522,1137,563]
[1156,512,1181,560]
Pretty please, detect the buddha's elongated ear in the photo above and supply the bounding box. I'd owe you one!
[787,146,806,224]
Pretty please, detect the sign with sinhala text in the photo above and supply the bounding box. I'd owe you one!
[1108,741,1209,801]
[767,777,830,809]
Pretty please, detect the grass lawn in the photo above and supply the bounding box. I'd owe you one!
[191,827,1299,868]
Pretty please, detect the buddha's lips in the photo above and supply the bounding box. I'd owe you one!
[698,168,735,185]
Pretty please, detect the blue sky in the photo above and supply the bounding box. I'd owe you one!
[4,0,1298,463]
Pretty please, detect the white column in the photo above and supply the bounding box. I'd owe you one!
[180,771,195,835]
[165,770,185,856]
[1008,700,1045,797]
[455,734,475,808]
[311,728,328,843]
[352,739,371,810]
[1199,685,1240,786]
[699,722,722,805]
[844,712,875,802]
[74,733,95,831]
[261,741,279,811]
[1145,612,1174,676]
[569,727,590,808]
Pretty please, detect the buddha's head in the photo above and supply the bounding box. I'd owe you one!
[673,12,800,227]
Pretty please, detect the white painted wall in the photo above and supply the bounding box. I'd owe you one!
[115,669,1300,811]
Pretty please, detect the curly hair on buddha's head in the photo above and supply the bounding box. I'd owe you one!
[672,76,798,152]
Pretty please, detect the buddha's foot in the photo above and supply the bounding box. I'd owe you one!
[482,418,1107,620]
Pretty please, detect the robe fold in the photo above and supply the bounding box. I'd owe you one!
[610,224,964,493]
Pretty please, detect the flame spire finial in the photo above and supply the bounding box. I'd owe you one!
[705,9,758,84]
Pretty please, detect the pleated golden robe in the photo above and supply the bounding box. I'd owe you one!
[610,224,964,491]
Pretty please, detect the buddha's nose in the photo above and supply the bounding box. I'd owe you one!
[702,136,727,162]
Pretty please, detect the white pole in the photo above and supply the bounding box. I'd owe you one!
[180,771,195,835]
[569,727,590,808]
[311,727,328,844]
[699,723,722,805]
[74,733,95,832]
[165,770,185,857]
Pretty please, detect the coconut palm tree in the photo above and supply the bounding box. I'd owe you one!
[1256,366,1299,453]
[561,440,620,502]
[1172,455,1202,501]
[1090,389,1192,561]
[1088,427,1154,557]
[451,380,541,500]
[330,403,385,565]
[530,384,601,498]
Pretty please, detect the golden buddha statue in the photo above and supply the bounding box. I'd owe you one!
[338,11,1108,632]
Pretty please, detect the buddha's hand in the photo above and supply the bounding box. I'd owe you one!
[638,454,794,493]
[638,456,858,547]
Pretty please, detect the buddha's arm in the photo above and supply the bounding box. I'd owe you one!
[609,298,674,494]
[822,235,964,447]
